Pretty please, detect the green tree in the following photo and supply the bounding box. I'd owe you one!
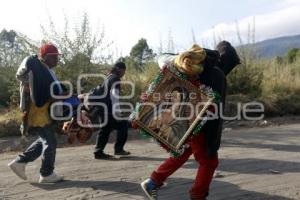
[275,56,283,64]
[41,12,112,64]
[286,48,300,63]
[0,29,37,107]
[227,57,262,97]
[0,29,37,68]
[54,53,108,94]
[0,67,18,107]
[129,38,155,69]
[41,12,113,94]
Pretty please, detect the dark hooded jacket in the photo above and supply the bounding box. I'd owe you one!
[198,65,226,156]
[18,55,64,107]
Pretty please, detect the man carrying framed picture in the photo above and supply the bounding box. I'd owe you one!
[134,44,228,200]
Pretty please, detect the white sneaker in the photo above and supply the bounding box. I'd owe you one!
[39,172,64,183]
[8,159,27,180]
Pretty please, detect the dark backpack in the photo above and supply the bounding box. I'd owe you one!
[204,41,240,76]
[216,41,241,75]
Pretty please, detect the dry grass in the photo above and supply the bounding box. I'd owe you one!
[1,57,300,137]
[260,59,300,92]
[0,108,22,137]
[258,58,300,115]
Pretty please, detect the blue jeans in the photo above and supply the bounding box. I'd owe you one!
[17,125,57,176]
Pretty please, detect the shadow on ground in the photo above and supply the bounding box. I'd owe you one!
[182,158,300,175]
[30,177,293,200]
[223,140,300,153]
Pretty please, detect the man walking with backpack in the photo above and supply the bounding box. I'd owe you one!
[136,41,240,200]
[89,62,130,159]
[8,43,64,183]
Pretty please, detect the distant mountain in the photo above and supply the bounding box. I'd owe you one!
[242,34,300,58]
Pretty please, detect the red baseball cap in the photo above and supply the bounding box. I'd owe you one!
[39,43,61,57]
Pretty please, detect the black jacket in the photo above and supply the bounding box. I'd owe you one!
[89,73,120,116]
[198,66,226,156]
[25,55,63,107]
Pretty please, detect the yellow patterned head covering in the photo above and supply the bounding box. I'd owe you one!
[174,44,206,75]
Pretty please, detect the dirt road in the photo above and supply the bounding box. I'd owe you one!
[0,124,299,200]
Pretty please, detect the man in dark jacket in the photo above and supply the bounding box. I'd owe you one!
[140,44,227,200]
[92,62,130,159]
[8,43,64,183]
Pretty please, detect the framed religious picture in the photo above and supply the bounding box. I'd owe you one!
[134,67,218,153]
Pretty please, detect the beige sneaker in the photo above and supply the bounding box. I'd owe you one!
[39,172,64,183]
[8,159,27,180]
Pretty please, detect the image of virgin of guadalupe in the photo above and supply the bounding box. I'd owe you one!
[140,86,191,147]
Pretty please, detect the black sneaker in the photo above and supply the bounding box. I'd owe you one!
[94,152,114,160]
[114,150,131,156]
[141,178,158,200]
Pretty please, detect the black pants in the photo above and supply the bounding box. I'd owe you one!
[94,118,128,154]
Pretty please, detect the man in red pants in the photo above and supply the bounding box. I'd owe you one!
[143,133,219,200]
[139,44,227,200]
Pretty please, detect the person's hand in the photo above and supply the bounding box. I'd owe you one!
[79,110,92,126]
[78,94,86,103]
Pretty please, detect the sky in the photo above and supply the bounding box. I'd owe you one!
[1,0,300,56]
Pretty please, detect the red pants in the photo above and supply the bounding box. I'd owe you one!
[151,133,219,200]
